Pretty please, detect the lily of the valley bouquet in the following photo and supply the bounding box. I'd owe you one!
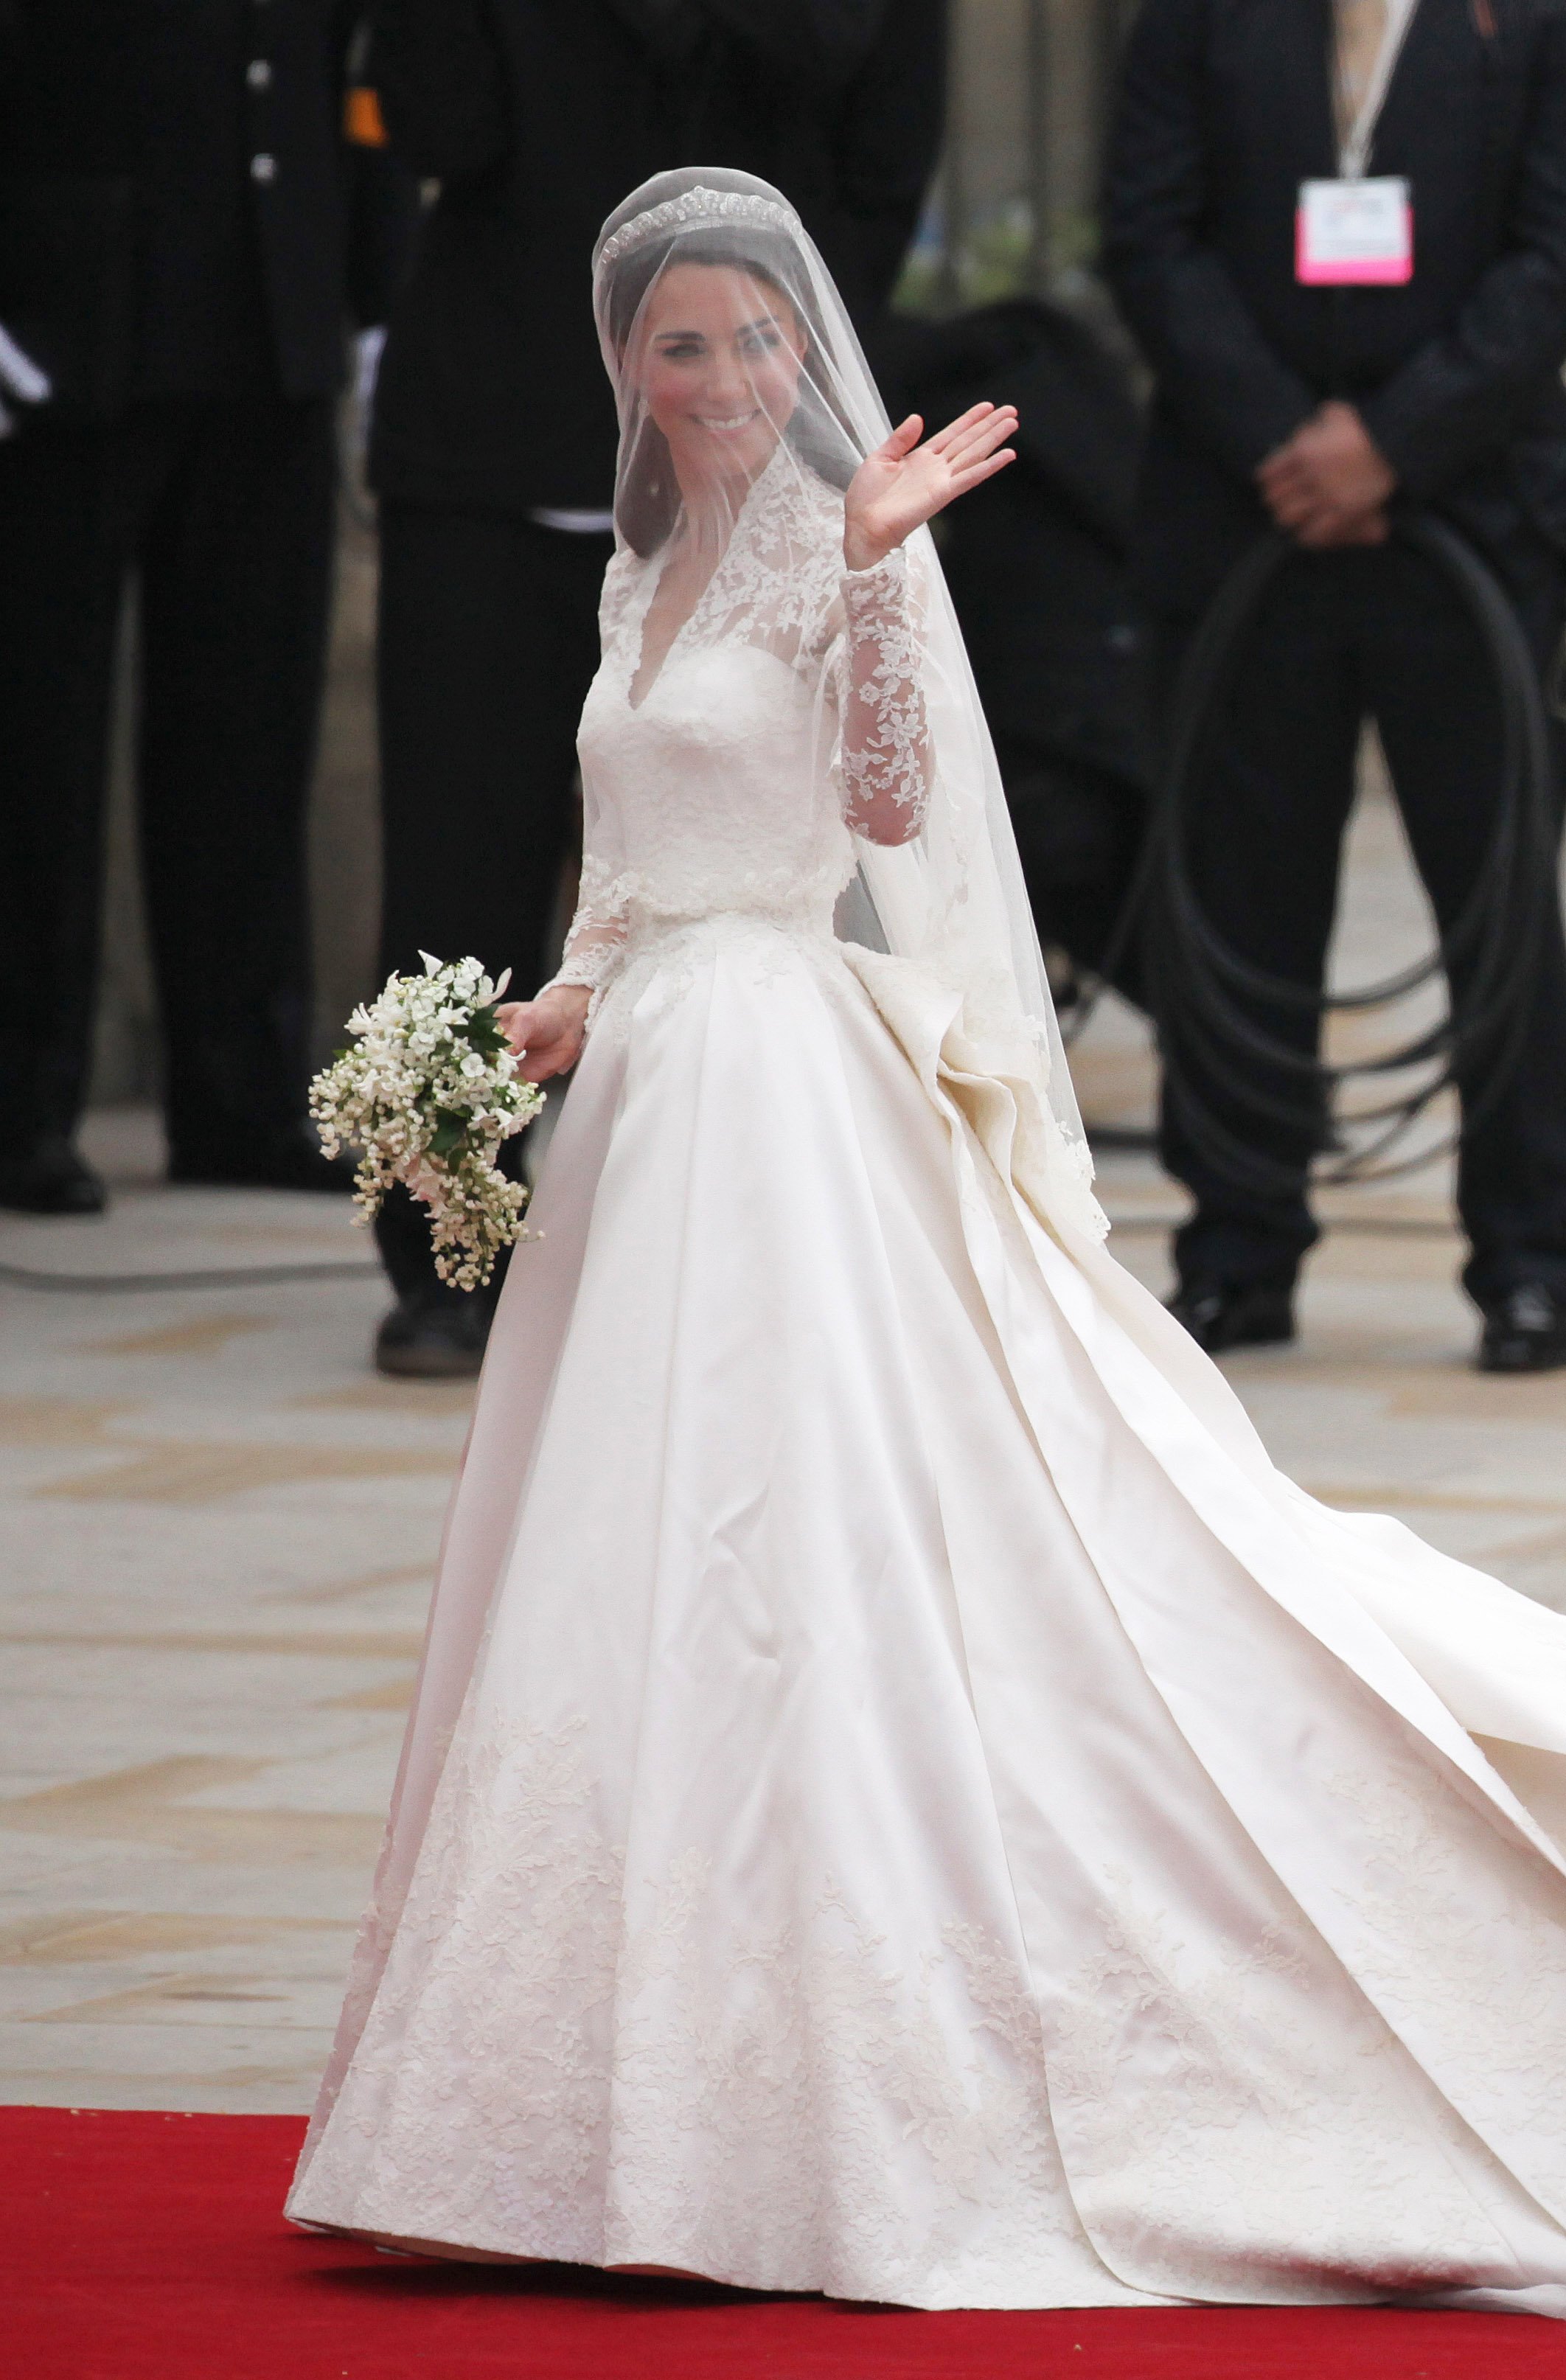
[310,954,543,1291]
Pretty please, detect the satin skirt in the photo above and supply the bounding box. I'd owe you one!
[288,919,1566,2313]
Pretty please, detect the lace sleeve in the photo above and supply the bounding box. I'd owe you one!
[538,777,630,1007]
[830,547,933,848]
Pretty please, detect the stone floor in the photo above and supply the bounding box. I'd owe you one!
[4,782,1565,2118]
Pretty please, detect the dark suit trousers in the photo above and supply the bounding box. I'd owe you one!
[1158,540,1566,1305]
[0,396,335,1158]
[373,503,612,1299]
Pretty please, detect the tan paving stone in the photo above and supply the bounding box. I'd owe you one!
[0,1629,425,1658]
[84,1315,276,1358]
[0,1398,135,1447]
[0,1758,387,1867]
[0,2022,336,2111]
[322,1677,417,1713]
[0,1912,349,1965]
[271,1562,436,1608]
[18,1976,346,2030]
[292,1380,476,1416]
[34,1439,456,1505]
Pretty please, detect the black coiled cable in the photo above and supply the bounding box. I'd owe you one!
[1068,515,1562,1190]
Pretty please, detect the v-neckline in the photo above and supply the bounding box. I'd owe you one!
[622,447,790,711]
[626,540,719,713]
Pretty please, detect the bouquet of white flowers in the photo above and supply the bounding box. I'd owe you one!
[310,953,544,1291]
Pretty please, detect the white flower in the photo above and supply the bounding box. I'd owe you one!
[405,1155,448,1214]
[309,953,543,1290]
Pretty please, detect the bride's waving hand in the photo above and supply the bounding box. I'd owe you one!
[842,403,1017,572]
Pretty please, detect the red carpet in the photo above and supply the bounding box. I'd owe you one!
[4,2107,1562,2380]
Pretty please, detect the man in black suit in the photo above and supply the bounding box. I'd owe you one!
[1104,0,1566,1372]
[366,0,944,1376]
[0,1,407,1213]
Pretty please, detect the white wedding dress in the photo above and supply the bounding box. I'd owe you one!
[288,451,1566,2314]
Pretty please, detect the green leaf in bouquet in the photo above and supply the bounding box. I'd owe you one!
[462,1007,507,1056]
[427,1110,470,1159]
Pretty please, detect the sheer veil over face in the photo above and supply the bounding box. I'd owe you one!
[594,169,1104,1235]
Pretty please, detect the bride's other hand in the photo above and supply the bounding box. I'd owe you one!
[843,405,1018,572]
[495,986,590,1082]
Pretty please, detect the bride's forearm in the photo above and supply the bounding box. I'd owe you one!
[838,552,931,845]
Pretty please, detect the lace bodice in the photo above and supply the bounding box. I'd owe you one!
[549,456,930,1003]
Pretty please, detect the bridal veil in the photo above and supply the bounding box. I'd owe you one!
[592,165,1108,1243]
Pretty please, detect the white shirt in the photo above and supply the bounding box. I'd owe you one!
[1334,0,1421,177]
[529,507,616,535]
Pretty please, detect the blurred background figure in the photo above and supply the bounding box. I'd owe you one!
[0,0,407,1216]
[1104,0,1566,1371]
[874,295,1150,1015]
[365,0,944,1378]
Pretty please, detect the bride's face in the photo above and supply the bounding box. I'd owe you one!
[634,263,808,495]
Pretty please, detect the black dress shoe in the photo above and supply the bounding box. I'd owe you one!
[168,1128,355,1194]
[1477,1284,1566,1374]
[1167,1278,1296,1354]
[375,1282,495,1380]
[0,1136,107,1216]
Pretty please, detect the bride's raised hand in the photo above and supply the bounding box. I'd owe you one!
[843,403,1018,573]
[496,985,590,1083]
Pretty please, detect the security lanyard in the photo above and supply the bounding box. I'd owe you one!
[1297,0,1421,283]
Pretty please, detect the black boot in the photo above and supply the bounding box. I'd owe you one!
[1477,1284,1566,1374]
[375,1277,496,1379]
[1167,1278,1296,1354]
[372,1181,512,1380]
[0,1135,107,1216]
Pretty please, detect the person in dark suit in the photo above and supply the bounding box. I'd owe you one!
[1103,0,1566,1373]
[874,298,1153,1011]
[0,1,409,1214]
[366,0,944,1376]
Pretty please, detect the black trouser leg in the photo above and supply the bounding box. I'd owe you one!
[137,396,335,1168]
[1366,547,1566,1303]
[1004,752,1152,1012]
[0,414,142,1145]
[372,507,612,1301]
[1156,554,1363,1293]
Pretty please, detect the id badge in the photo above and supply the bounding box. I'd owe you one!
[1296,177,1413,285]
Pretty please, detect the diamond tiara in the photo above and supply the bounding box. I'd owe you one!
[596,186,804,274]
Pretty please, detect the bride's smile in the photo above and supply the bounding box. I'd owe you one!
[636,260,807,498]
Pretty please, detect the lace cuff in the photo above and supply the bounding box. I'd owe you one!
[835,549,932,846]
[538,857,630,1009]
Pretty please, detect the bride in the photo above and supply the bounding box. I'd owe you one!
[288,168,1566,2315]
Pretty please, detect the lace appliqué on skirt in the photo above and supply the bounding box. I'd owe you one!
[290,1714,1124,2306]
